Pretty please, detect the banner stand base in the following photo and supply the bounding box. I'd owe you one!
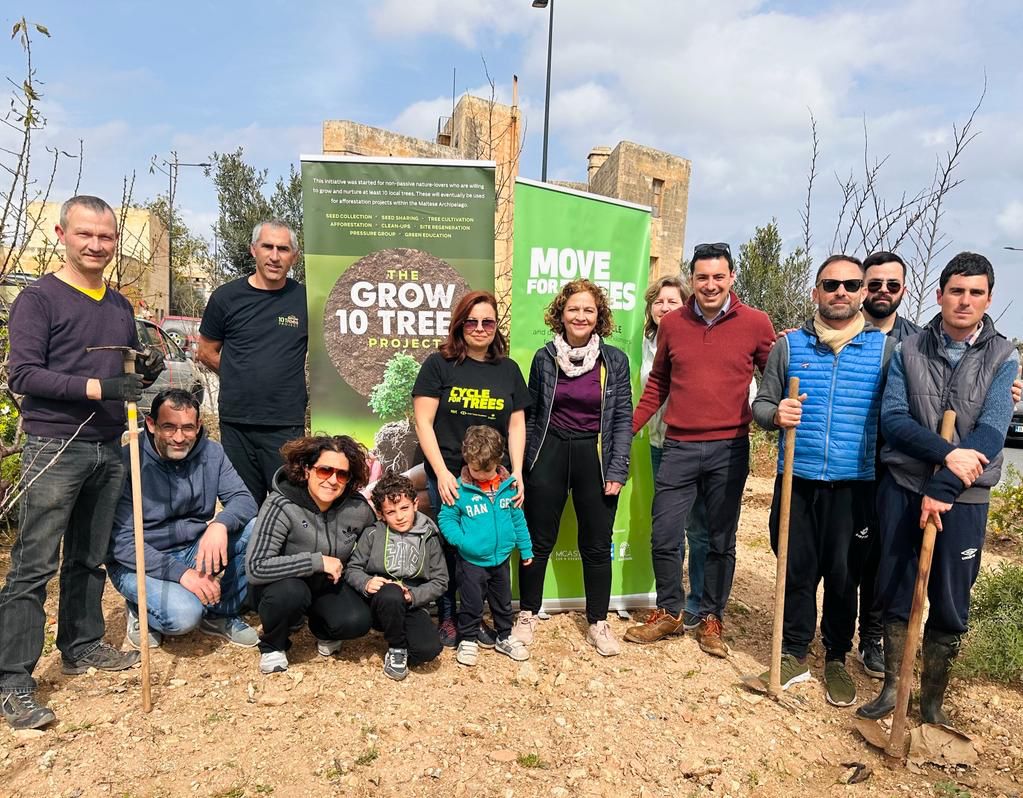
[512,593,656,617]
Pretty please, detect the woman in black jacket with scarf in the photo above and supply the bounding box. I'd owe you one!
[513,279,633,656]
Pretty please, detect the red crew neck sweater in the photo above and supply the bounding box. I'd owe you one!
[633,292,775,442]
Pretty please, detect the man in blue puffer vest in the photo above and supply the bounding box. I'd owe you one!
[107,389,259,650]
[753,254,896,708]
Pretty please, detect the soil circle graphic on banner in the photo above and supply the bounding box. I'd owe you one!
[324,247,469,397]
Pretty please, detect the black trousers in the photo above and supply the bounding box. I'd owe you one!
[253,574,372,654]
[769,475,871,660]
[650,437,750,617]
[851,479,883,643]
[456,556,514,642]
[875,472,987,636]
[368,583,442,665]
[520,428,618,624]
[221,421,303,506]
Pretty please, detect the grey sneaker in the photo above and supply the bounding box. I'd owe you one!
[125,603,162,650]
[61,643,140,675]
[259,650,288,674]
[316,638,343,657]
[494,636,529,662]
[757,654,812,690]
[477,622,497,649]
[857,638,884,679]
[511,611,538,646]
[199,615,259,648]
[456,640,480,666]
[824,659,857,707]
[1,690,56,730]
[384,647,409,681]
[682,610,702,632]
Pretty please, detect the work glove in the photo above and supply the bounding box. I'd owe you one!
[100,373,144,402]
[136,347,165,385]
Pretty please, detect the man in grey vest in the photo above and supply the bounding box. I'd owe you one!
[858,252,1019,724]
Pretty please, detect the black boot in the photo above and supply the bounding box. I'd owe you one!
[920,628,960,725]
[856,622,907,719]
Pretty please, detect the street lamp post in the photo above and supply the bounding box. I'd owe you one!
[162,154,210,316]
[533,0,554,182]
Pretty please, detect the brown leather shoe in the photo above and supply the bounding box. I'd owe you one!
[695,614,729,657]
[624,608,684,644]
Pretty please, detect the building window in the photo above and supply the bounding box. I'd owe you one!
[649,256,659,274]
[651,177,664,218]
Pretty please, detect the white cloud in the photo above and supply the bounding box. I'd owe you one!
[368,0,525,46]
[996,200,1023,238]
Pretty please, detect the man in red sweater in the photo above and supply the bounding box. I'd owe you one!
[626,243,775,656]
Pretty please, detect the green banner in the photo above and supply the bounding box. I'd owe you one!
[510,178,654,610]
[301,156,495,470]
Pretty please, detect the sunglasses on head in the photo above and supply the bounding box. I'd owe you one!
[311,465,350,481]
[817,278,864,293]
[693,242,731,259]
[463,318,497,332]
[866,279,902,293]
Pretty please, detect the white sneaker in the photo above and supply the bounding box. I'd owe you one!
[456,640,479,666]
[511,611,538,646]
[494,636,529,661]
[316,638,343,657]
[259,650,288,674]
[586,621,621,657]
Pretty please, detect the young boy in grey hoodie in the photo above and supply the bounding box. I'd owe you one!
[346,472,448,680]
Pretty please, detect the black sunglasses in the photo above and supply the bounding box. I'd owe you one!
[866,279,902,293]
[463,318,497,333]
[818,278,864,293]
[693,242,731,259]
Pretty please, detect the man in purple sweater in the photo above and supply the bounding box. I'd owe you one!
[0,196,163,731]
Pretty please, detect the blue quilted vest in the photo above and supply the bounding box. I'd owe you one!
[779,327,886,481]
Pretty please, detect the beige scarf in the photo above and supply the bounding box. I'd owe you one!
[813,311,864,354]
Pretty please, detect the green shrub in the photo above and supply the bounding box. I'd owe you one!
[955,562,1023,683]
[988,464,1023,550]
[367,353,420,421]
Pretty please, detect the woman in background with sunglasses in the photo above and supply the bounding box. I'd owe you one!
[412,290,531,646]
[245,435,376,673]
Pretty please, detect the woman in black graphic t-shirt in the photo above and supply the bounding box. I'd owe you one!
[412,290,531,645]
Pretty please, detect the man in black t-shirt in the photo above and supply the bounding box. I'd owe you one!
[198,220,308,505]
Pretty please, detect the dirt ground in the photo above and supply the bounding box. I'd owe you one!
[2,476,1021,798]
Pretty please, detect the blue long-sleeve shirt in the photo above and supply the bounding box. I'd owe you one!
[881,342,1019,503]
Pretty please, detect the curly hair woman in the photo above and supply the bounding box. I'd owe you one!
[513,279,633,656]
[245,434,377,673]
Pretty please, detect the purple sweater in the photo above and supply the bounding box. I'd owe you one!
[8,274,139,441]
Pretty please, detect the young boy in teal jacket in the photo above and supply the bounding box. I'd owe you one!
[439,426,533,666]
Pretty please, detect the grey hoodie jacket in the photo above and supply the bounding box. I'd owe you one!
[344,511,448,608]
[246,467,377,586]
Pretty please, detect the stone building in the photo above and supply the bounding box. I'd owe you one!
[8,201,170,317]
[321,90,690,309]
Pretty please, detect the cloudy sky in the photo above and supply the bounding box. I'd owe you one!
[3,0,1021,336]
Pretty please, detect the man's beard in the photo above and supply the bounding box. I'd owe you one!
[864,293,903,320]
[819,300,862,321]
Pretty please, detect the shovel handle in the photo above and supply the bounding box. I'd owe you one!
[768,377,800,697]
[885,409,956,757]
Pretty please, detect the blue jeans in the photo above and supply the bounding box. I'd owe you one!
[0,436,126,692]
[651,445,710,617]
[107,520,254,635]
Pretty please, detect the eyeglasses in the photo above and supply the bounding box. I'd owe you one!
[866,279,902,293]
[157,423,198,435]
[693,242,731,259]
[463,318,497,333]
[817,278,864,293]
[311,465,350,481]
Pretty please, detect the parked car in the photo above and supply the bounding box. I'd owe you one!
[159,315,201,357]
[136,318,204,416]
[1008,399,1023,446]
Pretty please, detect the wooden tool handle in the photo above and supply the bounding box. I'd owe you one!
[768,376,800,697]
[886,409,956,756]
